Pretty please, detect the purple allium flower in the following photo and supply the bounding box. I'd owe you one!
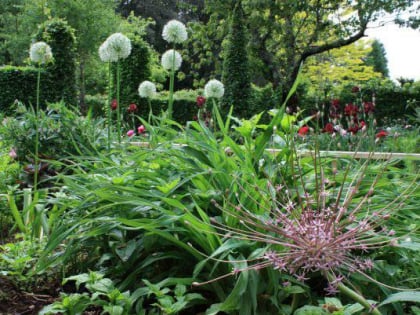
[196,157,412,294]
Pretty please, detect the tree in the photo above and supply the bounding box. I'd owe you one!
[365,40,389,78]
[0,0,31,64]
[302,40,383,100]
[189,0,417,103]
[221,1,252,117]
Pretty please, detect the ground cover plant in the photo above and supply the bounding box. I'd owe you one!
[0,4,419,315]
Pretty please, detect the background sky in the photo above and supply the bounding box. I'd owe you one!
[366,21,420,81]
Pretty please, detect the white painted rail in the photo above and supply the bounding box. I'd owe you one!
[129,142,420,160]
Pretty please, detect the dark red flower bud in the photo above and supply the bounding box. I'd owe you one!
[128,103,137,113]
[196,95,206,108]
[111,99,118,110]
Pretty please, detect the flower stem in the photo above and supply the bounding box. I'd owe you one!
[168,69,175,120]
[167,49,175,120]
[107,62,112,151]
[34,68,41,193]
[326,272,382,315]
[116,61,121,142]
[148,99,153,124]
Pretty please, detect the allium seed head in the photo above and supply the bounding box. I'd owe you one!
[204,79,225,99]
[29,41,53,65]
[162,20,188,44]
[138,81,157,98]
[161,49,182,71]
[101,33,131,62]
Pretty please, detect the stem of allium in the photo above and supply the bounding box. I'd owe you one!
[34,67,41,193]
[168,52,175,120]
[116,61,121,142]
[148,99,153,124]
[212,98,218,133]
[107,62,112,151]
[326,272,382,315]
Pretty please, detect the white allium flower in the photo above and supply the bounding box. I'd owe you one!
[162,20,188,44]
[161,49,182,71]
[29,41,53,64]
[98,41,111,62]
[104,33,131,62]
[138,81,157,98]
[204,79,225,99]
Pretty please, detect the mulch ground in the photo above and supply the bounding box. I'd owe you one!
[0,276,56,315]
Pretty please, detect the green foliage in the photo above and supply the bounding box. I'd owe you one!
[0,237,56,291]
[35,18,77,106]
[221,2,252,117]
[0,101,106,161]
[301,40,383,100]
[40,271,132,315]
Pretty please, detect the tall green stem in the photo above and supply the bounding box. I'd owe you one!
[147,99,153,124]
[167,49,176,120]
[116,62,121,142]
[34,68,41,193]
[107,62,112,151]
[168,69,175,120]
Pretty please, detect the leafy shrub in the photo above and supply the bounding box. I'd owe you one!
[0,101,106,161]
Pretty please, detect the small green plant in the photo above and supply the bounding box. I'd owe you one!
[40,271,132,315]
[131,279,205,315]
[0,237,51,291]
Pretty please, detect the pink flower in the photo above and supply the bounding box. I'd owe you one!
[9,148,17,159]
[137,125,146,134]
[127,130,135,137]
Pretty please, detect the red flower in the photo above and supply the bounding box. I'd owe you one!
[298,126,309,137]
[111,99,118,110]
[322,123,334,134]
[196,95,206,108]
[344,103,358,117]
[363,101,375,114]
[128,103,137,113]
[348,125,360,134]
[330,99,340,109]
[375,130,388,138]
[137,125,146,134]
[351,86,360,93]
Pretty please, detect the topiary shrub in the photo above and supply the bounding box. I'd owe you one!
[221,1,252,118]
[110,34,151,120]
[35,18,77,106]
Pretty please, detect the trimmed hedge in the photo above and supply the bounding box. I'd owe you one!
[0,66,57,112]
[86,85,277,125]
